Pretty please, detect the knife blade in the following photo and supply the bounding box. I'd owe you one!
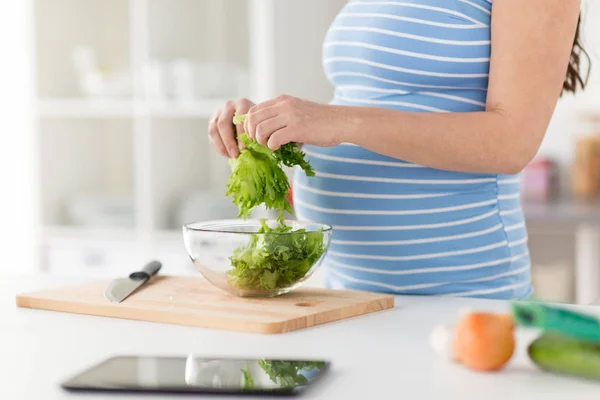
[105,261,162,303]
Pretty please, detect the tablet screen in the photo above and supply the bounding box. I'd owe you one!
[62,356,329,395]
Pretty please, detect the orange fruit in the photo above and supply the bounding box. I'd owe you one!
[454,312,515,371]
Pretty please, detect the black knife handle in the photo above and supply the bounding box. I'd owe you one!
[129,261,162,281]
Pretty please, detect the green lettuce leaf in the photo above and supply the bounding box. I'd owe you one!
[226,114,314,222]
[225,114,324,291]
[227,220,326,291]
[258,360,326,388]
[226,133,292,221]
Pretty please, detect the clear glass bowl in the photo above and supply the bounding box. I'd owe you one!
[182,219,333,297]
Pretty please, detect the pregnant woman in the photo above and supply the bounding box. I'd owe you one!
[209,0,588,299]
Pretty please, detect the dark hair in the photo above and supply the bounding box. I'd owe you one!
[563,15,591,95]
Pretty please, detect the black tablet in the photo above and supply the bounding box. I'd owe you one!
[61,355,330,396]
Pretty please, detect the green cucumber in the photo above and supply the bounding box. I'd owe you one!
[528,333,600,381]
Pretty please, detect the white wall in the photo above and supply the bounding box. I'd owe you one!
[0,1,37,273]
[538,0,600,176]
[270,0,346,103]
[251,0,346,103]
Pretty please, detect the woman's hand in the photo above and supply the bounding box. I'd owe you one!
[208,97,254,158]
[243,95,345,150]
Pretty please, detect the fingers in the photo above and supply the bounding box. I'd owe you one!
[208,111,229,157]
[217,101,239,158]
[245,106,280,141]
[234,98,253,137]
[244,94,292,132]
[267,128,296,151]
[248,94,289,113]
[209,94,296,155]
[208,98,258,158]
[242,94,300,149]
[255,117,288,147]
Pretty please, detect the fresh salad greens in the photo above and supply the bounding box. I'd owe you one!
[232,114,246,125]
[241,363,254,390]
[228,220,326,291]
[224,114,324,292]
[226,115,314,223]
[226,132,292,222]
[258,360,326,388]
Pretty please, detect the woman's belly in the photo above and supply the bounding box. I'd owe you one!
[293,143,532,300]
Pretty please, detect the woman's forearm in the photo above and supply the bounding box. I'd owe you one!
[243,1,575,177]
[339,106,542,175]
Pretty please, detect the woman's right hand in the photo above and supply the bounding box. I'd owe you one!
[208,98,254,158]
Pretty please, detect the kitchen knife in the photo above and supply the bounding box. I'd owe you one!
[105,261,162,303]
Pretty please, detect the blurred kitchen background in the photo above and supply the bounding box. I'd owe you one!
[2,0,600,305]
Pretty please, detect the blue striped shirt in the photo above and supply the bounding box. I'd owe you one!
[293,0,532,299]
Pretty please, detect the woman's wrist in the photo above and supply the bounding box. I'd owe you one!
[330,105,365,146]
[334,106,388,147]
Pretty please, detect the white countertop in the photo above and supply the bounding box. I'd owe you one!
[2,273,600,400]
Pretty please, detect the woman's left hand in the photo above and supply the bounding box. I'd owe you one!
[243,95,345,150]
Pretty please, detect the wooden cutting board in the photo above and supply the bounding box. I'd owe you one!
[15,276,394,334]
